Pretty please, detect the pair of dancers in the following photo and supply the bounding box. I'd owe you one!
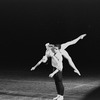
[31,34,86,100]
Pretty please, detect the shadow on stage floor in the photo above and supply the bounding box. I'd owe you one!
[82,86,100,100]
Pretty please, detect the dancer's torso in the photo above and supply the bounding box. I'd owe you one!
[51,51,63,71]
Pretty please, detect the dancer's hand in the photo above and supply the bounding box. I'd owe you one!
[31,67,36,71]
[49,73,54,78]
[74,69,81,76]
[80,34,86,39]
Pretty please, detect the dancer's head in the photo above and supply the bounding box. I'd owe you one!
[45,43,61,55]
[45,43,54,50]
[45,43,50,47]
[45,43,56,55]
[45,43,61,49]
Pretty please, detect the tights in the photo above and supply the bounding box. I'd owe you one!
[53,68,64,95]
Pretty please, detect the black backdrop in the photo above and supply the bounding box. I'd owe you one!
[0,0,100,78]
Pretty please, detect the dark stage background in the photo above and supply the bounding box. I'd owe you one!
[0,0,100,79]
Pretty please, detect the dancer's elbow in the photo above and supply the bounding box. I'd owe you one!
[42,56,48,63]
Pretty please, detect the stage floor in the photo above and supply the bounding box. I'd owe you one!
[0,76,100,100]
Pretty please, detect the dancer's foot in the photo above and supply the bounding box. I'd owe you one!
[53,95,60,100]
[57,95,64,100]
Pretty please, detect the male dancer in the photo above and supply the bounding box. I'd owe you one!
[31,34,86,100]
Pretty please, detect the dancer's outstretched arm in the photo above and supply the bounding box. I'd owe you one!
[60,50,81,76]
[61,34,86,50]
[31,50,49,71]
[31,58,43,71]
[31,48,55,71]
[31,55,48,71]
